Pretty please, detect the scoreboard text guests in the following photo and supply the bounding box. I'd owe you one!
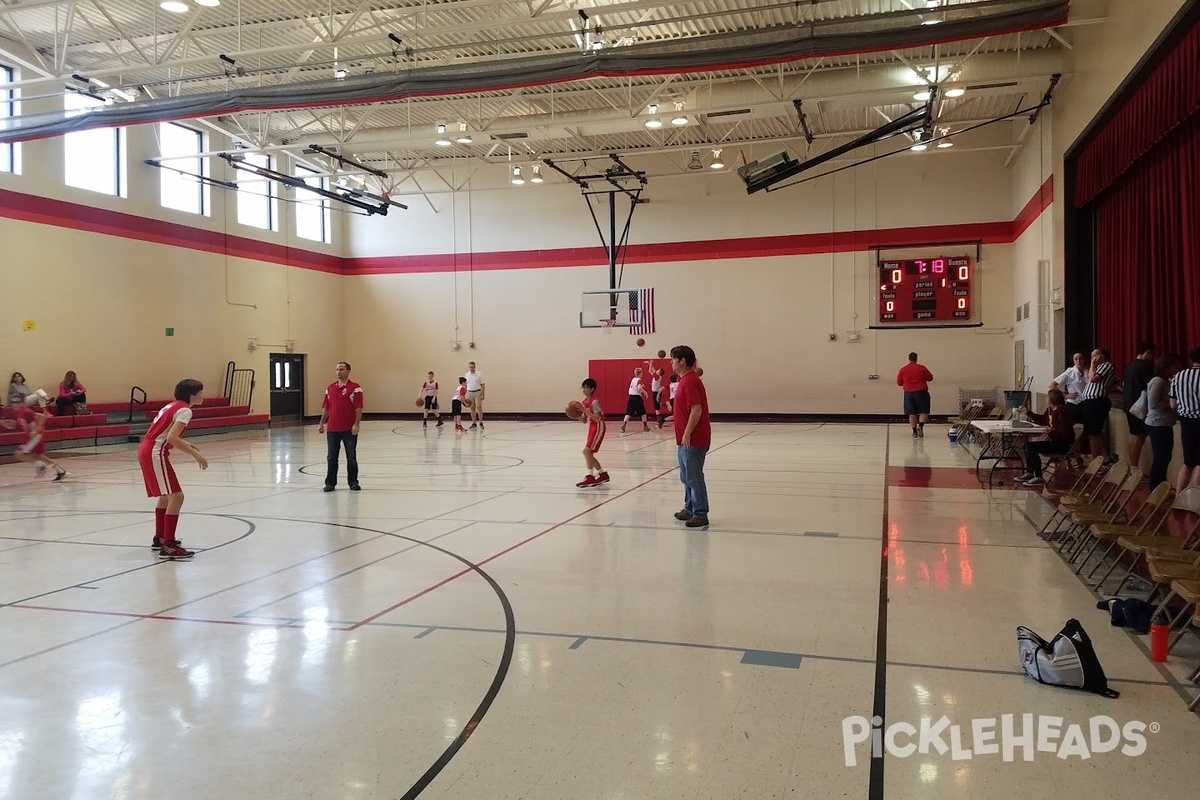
[878,256,972,323]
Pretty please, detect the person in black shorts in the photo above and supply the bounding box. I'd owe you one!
[1076,348,1115,463]
[1169,348,1200,493]
[621,367,651,434]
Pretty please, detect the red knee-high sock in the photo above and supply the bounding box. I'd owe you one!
[155,507,166,540]
[164,513,180,543]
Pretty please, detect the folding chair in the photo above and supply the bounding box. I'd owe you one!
[1057,468,1144,566]
[1035,456,1105,537]
[1069,478,1171,576]
[1047,462,1129,549]
[1096,486,1200,593]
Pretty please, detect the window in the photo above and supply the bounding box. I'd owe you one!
[237,153,277,231]
[0,64,15,173]
[63,92,124,195]
[294,165,331,243]
[159,122,205,214]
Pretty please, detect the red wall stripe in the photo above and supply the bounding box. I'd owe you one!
[0,179,1054,277]
[1011,176,1055,239]
[0,186,343,274]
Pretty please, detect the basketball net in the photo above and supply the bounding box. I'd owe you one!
[599,319,615,335]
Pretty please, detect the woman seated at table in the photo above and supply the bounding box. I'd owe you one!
[1016,389,1075,487]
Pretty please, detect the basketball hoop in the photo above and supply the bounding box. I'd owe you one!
[599,319,615,335]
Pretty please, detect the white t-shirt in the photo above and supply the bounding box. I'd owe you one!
[1052,366,1085,403]
[628,377,643,396]
[423,380,438,397]
[651,377,662,393]
[464,372,484,392]
[669,382,678,400]
[454,385,467,402]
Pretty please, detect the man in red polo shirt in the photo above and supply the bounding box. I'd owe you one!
[318,361,364,491]
[670,345,712,529]
[896,351,934,438]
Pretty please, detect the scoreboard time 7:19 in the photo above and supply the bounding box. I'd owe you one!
[878,256,971,323]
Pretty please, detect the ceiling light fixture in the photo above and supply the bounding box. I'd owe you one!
[687,151,703,171]
[334,67,347,80]
[435,122,451,146]
[921,19,941,25]
[511,166,525,185]
[925,0,941,7]
[937,138,954,148]
[530,165,544,183]
[645,103,663,128]
[944,87,966,98]
[195,0,221,6]
[455,123,473,144]
[710,149,724,169]
[671,101,688,126]
[914,90,932,102]
[160,1,189,11]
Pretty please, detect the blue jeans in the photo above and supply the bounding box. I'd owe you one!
[677,445,710,517]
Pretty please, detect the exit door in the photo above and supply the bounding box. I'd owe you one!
[269,353,305,420]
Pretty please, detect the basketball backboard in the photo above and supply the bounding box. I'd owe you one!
[579,288,649,328]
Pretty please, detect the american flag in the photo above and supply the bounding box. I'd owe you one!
[628,288,656,336]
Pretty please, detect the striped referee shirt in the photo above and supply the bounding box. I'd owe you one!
[1169,367,1200,418]
[1080,361,1113,401]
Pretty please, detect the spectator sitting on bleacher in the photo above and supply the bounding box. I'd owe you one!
[57,371,87,415]
[8,372,31,405]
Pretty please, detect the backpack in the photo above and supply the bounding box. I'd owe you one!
[1017,618,1119,698]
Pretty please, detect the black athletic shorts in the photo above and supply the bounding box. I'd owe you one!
[903,390,931,416]
[625,394,647,417]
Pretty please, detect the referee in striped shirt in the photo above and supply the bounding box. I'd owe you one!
[1076,348,1115,463]
[1169,347,1200,493]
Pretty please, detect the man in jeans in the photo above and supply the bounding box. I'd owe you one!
[670,345,712,529]
[319,361,364,492]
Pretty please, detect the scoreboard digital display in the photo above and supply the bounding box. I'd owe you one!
[878,256,972,324]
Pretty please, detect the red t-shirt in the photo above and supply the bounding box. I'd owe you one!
[896,363,933,392]
[673,371,711,448]
[323,380,364,432]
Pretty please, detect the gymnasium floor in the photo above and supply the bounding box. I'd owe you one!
[1,420,1198,800]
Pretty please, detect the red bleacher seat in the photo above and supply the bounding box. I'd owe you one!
[147,405,249,421]
[188,414,270,431]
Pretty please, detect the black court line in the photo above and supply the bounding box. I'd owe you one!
[0,513,258,608]
[868,425,890,800]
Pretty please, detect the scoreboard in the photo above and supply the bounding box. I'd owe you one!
[878,256,972,324]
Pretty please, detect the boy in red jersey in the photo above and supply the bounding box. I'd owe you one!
[576,378,610,488]
[138,379,208,560]
[4,392,68,480]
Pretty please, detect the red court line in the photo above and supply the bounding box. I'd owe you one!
[343,467,678,631]
[10,603,306,629]
[346,431,755,632]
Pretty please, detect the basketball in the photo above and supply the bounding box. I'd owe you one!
[636,337,645,347]
[565,400,584,420]
[657,349,667,358]
[696,367,704,377]
[462,397,473,408]
[414,398,425,408]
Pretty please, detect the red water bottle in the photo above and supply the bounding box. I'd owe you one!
[1150,610,1169,662]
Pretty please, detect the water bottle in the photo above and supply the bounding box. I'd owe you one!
[1150,609,1169,662]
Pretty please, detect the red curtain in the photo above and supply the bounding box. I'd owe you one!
[1075,19,1200,206]
[1094,113,1200,359]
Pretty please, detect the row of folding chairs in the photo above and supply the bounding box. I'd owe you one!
[1036,457,1200,712]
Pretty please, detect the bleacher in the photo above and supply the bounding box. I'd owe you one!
[1,395,269,455]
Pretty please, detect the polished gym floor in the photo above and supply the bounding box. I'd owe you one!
[1,421,1197,799]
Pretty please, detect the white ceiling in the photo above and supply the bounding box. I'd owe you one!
[0,0,1097,187]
